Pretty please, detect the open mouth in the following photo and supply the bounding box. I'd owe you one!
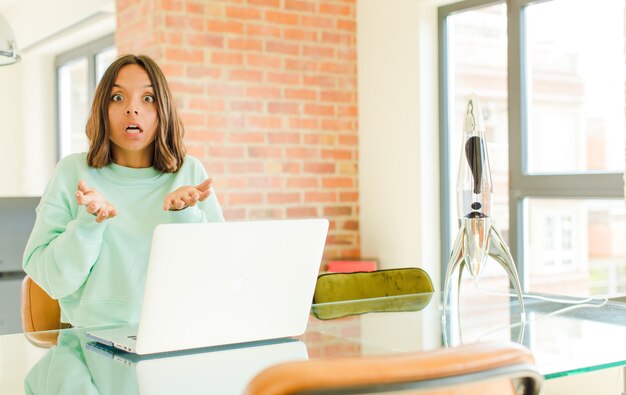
[125,123,143,134]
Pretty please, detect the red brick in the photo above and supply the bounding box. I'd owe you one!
[161,0,183,11]
[186,129,225,142]
[303,134,336,145]
[187,33,223,48]
[248,177,283,188]
[287,207,319,217]
[320,3,352,16]
[339,192,358,202]
[189,98,225,112]
[268,132,301,144]
[185,1,205,14]
[187,66,222,79]
[229,193,263,205]
[285,89,317,101]
[287,177,319,188]
[228,38,263,51]
[247,54,282,68]
[207,21,244,34]
[246,24,282,38]
[304,162,335,174]
[211,52,244,65]
[249,0,280,7]
[289,118,319,129]
[223,208,246,220]
[284,28,318,42]
[321,119,355,131]
[284,59,317,71]
[226,6,262,20]
[303,75,336,88]
[207,83,246,97]
[337,19,356,32]
[229,132,266,144]
[286,147,318,159]
[247,115,282,128]
[229,100,264,112]
[303,45,335,58]
[304,104,335,116]
[322,32,354,45]
[343,220,359,231]
[165,48,204,63]
[246,86,282,99]
[266,11,299,25]
[338,135,358,145]
[268,193,301,204]
[322,177,353,188]
[301,15,333,28]
[266,41,300,55]
[248,146,283,158]
[320,62,355,74]
[338,105,358,117]
[229,69,264,82]
[165,15,204,31]
[320,91,353,102]
[249,209,285,219]
[208,146,246,158]
[285,0,316,12]
[267,72,301,85]
[268,102,300,114]
[321,149,352,160]
[227,162,265,173]
[305,191,336,203]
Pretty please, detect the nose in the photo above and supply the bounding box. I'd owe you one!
[125,107,139,115]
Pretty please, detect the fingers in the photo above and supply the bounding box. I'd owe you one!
[196,178,212,192]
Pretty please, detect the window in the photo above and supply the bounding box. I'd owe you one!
[439,0,626,297]
[56,35,116,159]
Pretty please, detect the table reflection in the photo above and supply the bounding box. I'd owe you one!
[24,330,308,395]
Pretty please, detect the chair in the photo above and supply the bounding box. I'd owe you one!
[20,275,62,333]
[244,341,542,395]
[312,267,434,319]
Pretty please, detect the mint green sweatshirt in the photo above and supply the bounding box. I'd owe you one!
[23,153,224,327]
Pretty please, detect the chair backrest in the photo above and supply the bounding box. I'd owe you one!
[244,341,542,395]
[20,275,61,333]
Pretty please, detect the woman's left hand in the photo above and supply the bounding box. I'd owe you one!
[163,178,213,211]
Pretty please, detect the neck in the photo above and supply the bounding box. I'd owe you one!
[112,148,154,168]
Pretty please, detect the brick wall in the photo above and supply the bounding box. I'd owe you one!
[116,0,359,261]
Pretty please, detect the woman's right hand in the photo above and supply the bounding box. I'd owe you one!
[76,180,117,223]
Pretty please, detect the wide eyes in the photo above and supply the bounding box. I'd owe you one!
[109,93,156,104]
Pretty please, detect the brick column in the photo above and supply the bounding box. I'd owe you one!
[116,0,359,261]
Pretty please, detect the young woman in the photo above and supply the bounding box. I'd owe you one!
[23,54,224,327]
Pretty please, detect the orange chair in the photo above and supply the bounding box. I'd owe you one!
[245,341,542,395]
[20,275,62,332]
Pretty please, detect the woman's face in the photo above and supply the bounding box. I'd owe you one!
[107,64,159,168]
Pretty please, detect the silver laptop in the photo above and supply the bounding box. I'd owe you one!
[86,218,328,355]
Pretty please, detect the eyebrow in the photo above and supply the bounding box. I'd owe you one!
[112,83,154,89]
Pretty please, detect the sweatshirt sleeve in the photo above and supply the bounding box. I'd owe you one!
[22,156,108,299]
[168,156,225,224]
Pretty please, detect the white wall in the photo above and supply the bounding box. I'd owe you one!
[357,0,442,289]
[0,0,114,196]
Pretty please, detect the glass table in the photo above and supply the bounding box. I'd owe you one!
[1,291,625,394]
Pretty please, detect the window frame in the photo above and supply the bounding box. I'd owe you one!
[55,34,115,161]
[438,0,624,291]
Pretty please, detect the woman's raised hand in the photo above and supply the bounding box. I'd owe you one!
[76,180,118,223]
[163,178,213,211]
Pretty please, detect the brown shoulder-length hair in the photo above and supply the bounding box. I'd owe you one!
[86,54,185,173]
